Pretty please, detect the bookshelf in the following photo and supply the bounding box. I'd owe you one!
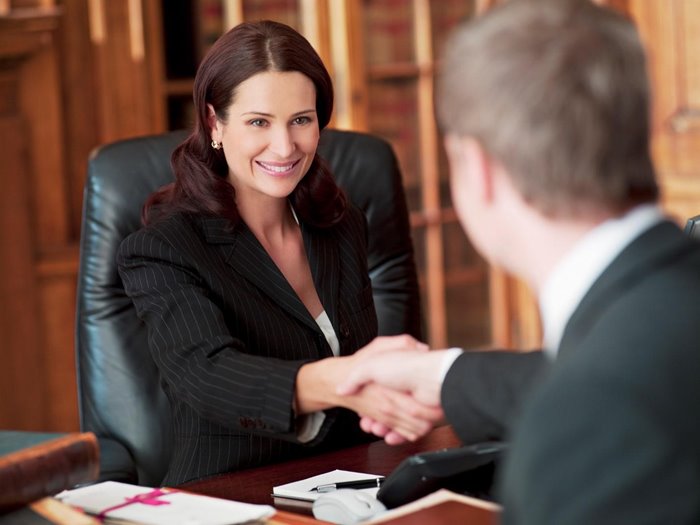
[143,0,511,351]
[359,0,490,350]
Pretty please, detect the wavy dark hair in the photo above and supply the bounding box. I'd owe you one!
[143,20,346,228]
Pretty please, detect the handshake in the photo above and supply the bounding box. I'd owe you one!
[334,335,459,445]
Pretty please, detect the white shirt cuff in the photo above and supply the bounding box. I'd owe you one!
[296,411,326,443]
[438,348,464,383]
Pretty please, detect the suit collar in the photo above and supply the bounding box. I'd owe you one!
[541,205,664,355]
[558,220,689,356]
[197,215,339,334]
[199,215,237,245]
[304,223,340,332]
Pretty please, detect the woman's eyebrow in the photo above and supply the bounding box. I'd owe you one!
[240,109,315,118]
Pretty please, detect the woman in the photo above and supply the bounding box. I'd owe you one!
[117,20,438,485]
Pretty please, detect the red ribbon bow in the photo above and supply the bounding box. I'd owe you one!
[97,488,173,521]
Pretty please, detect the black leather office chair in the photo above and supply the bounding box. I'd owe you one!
[75,129,421,486]
[684,214,700,240]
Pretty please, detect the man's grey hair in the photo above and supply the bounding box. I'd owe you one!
[437,0,658,218]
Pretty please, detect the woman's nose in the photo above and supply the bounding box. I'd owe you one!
[269,127,295,158]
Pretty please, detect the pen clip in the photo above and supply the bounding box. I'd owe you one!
[310,483,335,493]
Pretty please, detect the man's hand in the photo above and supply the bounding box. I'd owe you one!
[333,336,459,443]
[337,346,452,407]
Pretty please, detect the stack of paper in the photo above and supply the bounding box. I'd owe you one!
[55,481,275,525]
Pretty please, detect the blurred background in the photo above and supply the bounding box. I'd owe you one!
[1,0,699,434]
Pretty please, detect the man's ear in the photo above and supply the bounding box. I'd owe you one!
[460,136,495,203]
[207,104,219,140]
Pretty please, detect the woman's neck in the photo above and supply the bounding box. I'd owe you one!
[237,195,297,246]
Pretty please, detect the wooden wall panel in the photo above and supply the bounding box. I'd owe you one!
[39,274,79,430]
[0,113,48,429]
[19,26,69,248]
[630,0,700,224]
[90,0,154,143]
[0,1,158,433]
[0,11,60,431]
[57,0,99,237]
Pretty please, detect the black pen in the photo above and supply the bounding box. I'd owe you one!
[311,477,385,493]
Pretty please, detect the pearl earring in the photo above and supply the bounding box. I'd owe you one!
[211,140,222,150]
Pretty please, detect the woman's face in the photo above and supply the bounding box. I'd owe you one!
[210,70,319,205]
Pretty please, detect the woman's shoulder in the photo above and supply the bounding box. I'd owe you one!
[131,211,199,239]
[118,212,209,257]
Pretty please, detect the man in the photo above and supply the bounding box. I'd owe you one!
[339,0,700,522]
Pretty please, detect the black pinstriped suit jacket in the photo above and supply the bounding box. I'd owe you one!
[116,206,378,485]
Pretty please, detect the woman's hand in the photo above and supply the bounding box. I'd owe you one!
[295,334,442,442]
[340,382,443,442]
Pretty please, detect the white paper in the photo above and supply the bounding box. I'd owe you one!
[55,481,275,525]
[272,469,383,502]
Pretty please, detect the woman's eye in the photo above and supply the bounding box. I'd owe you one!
[250,119,267,127]
[293,116,311,125]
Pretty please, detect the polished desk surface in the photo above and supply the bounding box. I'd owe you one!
[180,425,461,507]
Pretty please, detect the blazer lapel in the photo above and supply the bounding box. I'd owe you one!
[559,221,691,357]
[303,223,340,332]
[200,216,320,333]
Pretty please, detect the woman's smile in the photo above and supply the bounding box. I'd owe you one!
[256,159,302,177]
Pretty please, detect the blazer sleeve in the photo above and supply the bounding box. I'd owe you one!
[117,226,307,438]
[441,350,548,443]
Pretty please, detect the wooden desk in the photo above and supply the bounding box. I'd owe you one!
[181,425,461,507]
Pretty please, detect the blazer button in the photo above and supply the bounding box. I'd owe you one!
[340,322,350,339]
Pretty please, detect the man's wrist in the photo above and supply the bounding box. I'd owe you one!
[438,348,464,383]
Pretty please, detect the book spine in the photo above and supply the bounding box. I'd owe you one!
[0,432,100,511]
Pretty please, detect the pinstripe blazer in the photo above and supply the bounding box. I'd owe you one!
[116,205,378,485]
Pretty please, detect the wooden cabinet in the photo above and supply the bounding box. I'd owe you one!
[355,1,490,351]
[0,5,78,431]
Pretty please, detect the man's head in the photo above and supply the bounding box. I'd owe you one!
[437,0,658,226]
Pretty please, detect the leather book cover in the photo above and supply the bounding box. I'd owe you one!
[368,489,500,525]
[373,500,498,525]
[0,432,99,512]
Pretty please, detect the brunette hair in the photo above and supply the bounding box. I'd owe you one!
[437,0,658,218]
[143,20,346,227]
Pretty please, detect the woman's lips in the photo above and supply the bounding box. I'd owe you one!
[256,159,301,176]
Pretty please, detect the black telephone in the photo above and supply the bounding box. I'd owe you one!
[376,441,507,509]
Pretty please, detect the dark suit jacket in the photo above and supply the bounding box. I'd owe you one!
[117,206,378,485]
[441,349,547,443]
[499,221,700,523]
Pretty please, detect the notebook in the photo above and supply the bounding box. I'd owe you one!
[272,469,383,502]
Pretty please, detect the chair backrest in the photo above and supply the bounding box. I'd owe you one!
[75,129,421,486]
[684,214,700,240]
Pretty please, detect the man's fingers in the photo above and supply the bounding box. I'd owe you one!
[384,431,409,445]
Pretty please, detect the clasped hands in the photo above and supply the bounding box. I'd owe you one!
[337,335,450,445]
